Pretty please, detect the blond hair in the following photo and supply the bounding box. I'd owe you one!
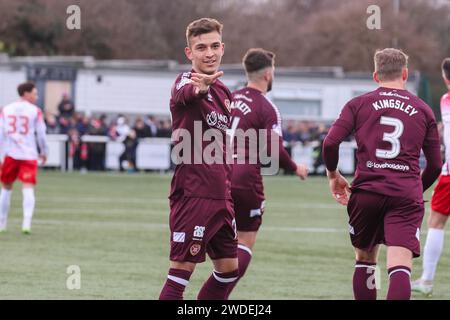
[374,48,408,81]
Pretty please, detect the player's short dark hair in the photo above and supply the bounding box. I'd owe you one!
[442,58,450,81]
[243,48,275,74]
[186,18,223,47]
[374,48,408,82]
[17,81,36,97]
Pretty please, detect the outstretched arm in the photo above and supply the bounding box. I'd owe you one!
[323,102,355,205]
[172,71,223,106]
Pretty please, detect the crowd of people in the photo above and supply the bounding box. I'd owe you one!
[282,120,330,145]
[44,94,446,175]
[45,94,172,171]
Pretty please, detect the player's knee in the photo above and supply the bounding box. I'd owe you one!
[170,261,196,273]
[428,211,448,229]
[238,239,256,251]
[386,246,412,269]
[356,256,377,264]
[355,250,377,264]
[237,231,257,250]
[212,258,238,273]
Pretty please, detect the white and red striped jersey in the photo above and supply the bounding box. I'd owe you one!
[0,100,48,161]
[441,92,450,175]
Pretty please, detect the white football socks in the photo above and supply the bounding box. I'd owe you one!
[22,188,35,231]
[0,189,12,230]
[421,228,445,282]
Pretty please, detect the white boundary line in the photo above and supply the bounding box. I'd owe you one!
[6,219,450,235]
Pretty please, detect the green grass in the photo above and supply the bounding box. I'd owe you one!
[1,171,449,299]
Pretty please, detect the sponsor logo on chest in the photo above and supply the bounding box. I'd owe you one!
[206,110,229,132]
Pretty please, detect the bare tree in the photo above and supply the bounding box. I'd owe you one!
[0,0,448,70]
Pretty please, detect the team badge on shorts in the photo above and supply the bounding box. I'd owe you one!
[190,244,201,256]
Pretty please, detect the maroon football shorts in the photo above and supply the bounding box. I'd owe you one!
[231,188,265,232]
[347,189,424,258]
[169,196,237,263]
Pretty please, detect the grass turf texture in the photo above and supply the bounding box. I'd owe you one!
[1,171,449,299]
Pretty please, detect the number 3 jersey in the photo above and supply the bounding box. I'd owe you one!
[324,87,441,201]
[0,100,48,161]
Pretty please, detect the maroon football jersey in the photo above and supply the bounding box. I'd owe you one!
[324,87,442,200]
[230,87,297,194]
[169,70,233,199]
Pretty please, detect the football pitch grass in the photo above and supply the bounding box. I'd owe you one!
[1,171,449,300]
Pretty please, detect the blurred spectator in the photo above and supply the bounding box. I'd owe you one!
[57,93,75,119]
[134,117,152,138]
[68,128,88,171]
[119,129,139,172]
[114,115,130,142]
[58,116,72,134]
[283,124,301,143]
[311,123,328,175]
[145,115,158,137]
[75,113,90,136]
[297,121,312,143]
[87,116,108,171]
[45,113,60,134]
[156,119,172,138]
[282,120,334,145]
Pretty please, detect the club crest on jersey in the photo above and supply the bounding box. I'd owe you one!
[190,244,201,256]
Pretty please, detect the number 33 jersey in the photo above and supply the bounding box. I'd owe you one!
[326,87,441,201]
[0,100,48,161]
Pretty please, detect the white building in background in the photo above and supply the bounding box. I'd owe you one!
[0,55,420,122]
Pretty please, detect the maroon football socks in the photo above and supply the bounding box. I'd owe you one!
[353,261,377,300]
[225,244,253,298]
[197,269,239,300]
[159,268,192,300]
[387,266,411,300]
